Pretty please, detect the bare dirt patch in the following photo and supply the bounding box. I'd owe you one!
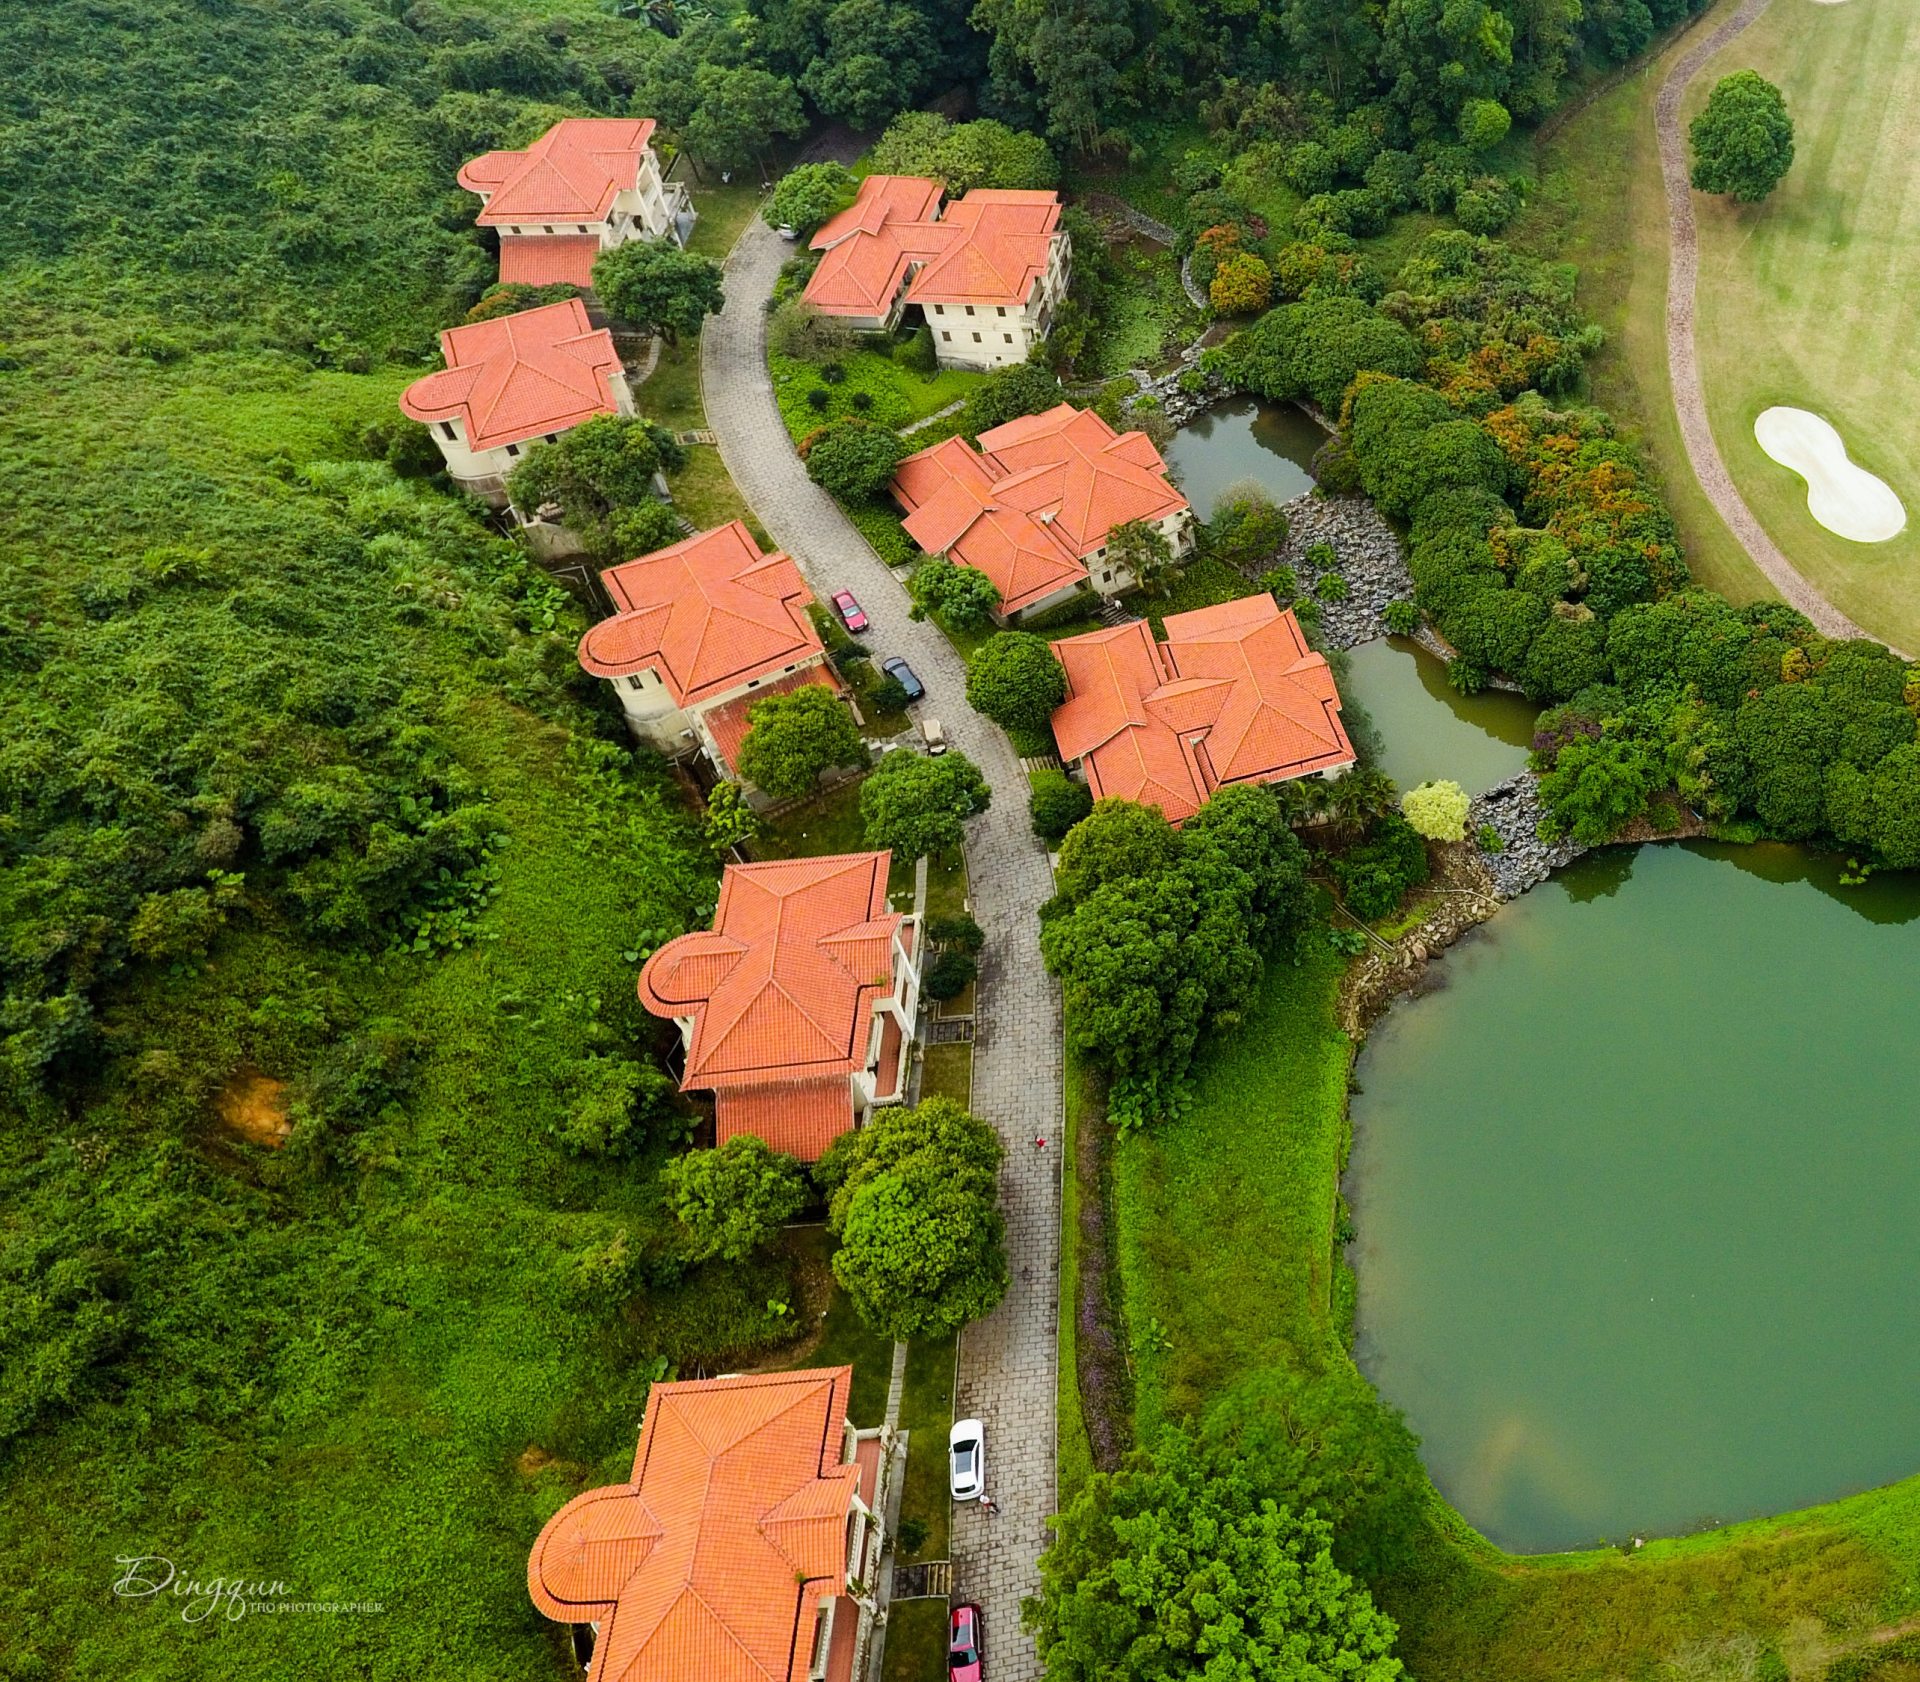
[217,1067,291,1148]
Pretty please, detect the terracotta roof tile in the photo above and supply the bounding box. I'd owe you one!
[399,299,625,453]
[1050,597,1354,823]
[891,404,1188,614]
[529,1368,863,1682]
[498,234,605,289]
[640,853,904,1090]
[906,190,1060,308]
[715,1081,856,1161]
[579,523,826,707]
[804,176,947,319]
[461,117,659,224]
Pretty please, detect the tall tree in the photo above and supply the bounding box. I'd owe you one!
[736,684,869,797]
[591,242,725,343]
[1689,70,1795,203]
[975,0,1137,151]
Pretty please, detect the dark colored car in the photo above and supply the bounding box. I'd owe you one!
[948,1603,983,1682]
[881,656,925,702]
[831,589,868,634]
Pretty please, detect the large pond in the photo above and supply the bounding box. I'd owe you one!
[1339,638,1537,796]
[1163,396,1326,513]
[1348,841,1920,1554]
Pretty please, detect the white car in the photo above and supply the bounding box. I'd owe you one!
[949,1418,986,1502]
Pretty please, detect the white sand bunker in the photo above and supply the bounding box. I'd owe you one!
[1753,407,1906,543]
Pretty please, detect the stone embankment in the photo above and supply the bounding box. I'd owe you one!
[1270,496,1413,650]
[1468,774,1586,899]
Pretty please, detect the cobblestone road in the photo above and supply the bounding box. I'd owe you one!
[703,215,1063,1681]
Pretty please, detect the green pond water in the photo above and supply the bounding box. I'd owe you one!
[1163,396,1325,513]
[1348,841,1920,1554]
[1339,637,1537,796]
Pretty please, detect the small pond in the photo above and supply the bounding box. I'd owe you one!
[1164,396,1325,513]
[1339,638,1538,797]
[1348,841,1920,1554]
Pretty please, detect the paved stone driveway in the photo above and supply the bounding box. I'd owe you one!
[703,218,1063,1681]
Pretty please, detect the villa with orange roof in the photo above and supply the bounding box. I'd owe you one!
[576,522,846,780]
[528,1366,894,1682]
[400,299,632,508]
[1050,595,1356,824]
[891,402,1194,620]
[459,117,691,290]
[803,175,1070,369]
[638,853,919,1160]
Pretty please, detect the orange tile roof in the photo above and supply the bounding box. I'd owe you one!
[906,190,1060,308]
[715,1079,857,1162]
[804,180,1062,318]
[528,1368,863,1682]
[639,852,904,1090]
[890,404,1188,615]
[399,299,625,453]
[1051,597,1354,824]
[499,234,605,289]
[805,175,947,320]
[702,666,846,777]
[461,117,659,224]
[579,523,827,707]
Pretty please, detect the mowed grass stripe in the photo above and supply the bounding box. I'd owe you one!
[1690,0,1920,649]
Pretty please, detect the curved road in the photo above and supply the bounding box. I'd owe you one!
[703,218,1062,1681]
[1655,0,1877,642]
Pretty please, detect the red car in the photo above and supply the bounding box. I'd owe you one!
[948,1603,983,1682]
[831,589,868,634]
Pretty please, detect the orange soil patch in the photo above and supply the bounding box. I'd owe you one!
[217,1067,291,1148]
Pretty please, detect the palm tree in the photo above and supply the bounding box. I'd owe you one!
[1325,767,1396,839]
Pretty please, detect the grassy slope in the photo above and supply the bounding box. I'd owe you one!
[1510,0,1764,606]
[1684,0,1920,648]
[1101,943,1920,1679]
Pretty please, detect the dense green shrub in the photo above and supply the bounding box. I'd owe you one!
[966,632,1068,738]
[1212,297,1422,412]
[925,950,978,1002]
[1332,815,1430,921]
[910,557,1003,629]
[802,418,907,501]
[861,750,992,858]
[1029,772,1094,844]
[661,1136,810,1263]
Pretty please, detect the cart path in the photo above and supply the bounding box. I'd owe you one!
[702,214,1063,1681]
[1655,0,1882,644]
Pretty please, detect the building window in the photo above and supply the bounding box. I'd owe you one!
[933,304,943,315]
[972,332,981,343]
[504,443,520,457]
[1004,334,1013,344]
[543,225,554,234]
[439,422,456,442]
[996,306,1006,317]
[964,304,975,316]
[941,331,952,342]
[627,675,646,692]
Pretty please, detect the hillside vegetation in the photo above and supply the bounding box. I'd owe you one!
[0,6,798,1677]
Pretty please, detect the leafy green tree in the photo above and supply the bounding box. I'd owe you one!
[804,419,907,501]
[1690,70,1794,203]
[702,781,759,855]
[1201,1360,1428,1576]
[1536,731,1665,844]
[680,64,808,175]
[592,242,725,344]
[1029,771,1094,844]
[800,0,937,130]
[910,557,1003,629]
[1210,250,1274,316]
[736,684,869,798]
[1053,798,1183,902]
[860,749,991,857]
[505,413,688,533]
[1400,779,1470,842]
[660,1135,810,1263]
[866,113,1059,193]
[1332,812,1431,919]
[765,162,856,235]
[959,361,1063,439]
[1214,297,1422,413]
[972,0,1136,152]
[1106,518,1179,595]
[966,632,1067,737]
[768,297,857,364]
[1029,1422,1405,1682]
[816,1097,1008,1340]
[1183,784,1314,954]
[1206,486,1290,569]
[1377,0,1514,135]
[1458,96,1512,151]
[1827,745,1920,870]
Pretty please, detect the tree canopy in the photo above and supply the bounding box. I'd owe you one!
[1029,1421,1405,1682]
[966,632,1068,738]
[1689,70,1795,203]
[591,241,725,343]
[736,685,870,798]
[660,1135,810,1263]
[910,557,1004,630]
[804,419,907,502]
[765,163,857,236]
[860,749,992,858]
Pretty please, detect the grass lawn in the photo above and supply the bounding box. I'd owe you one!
[1680,0,1920,649]
[1056,1050,1098,1506]
[1509,1,1764,606]
[880,1595,950,1682]
[770,349,987,443]
[783,1227,894,1426]
[897,1334,957,1564]
[918,1042,972,1106]
[1091,935,1920,1678]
